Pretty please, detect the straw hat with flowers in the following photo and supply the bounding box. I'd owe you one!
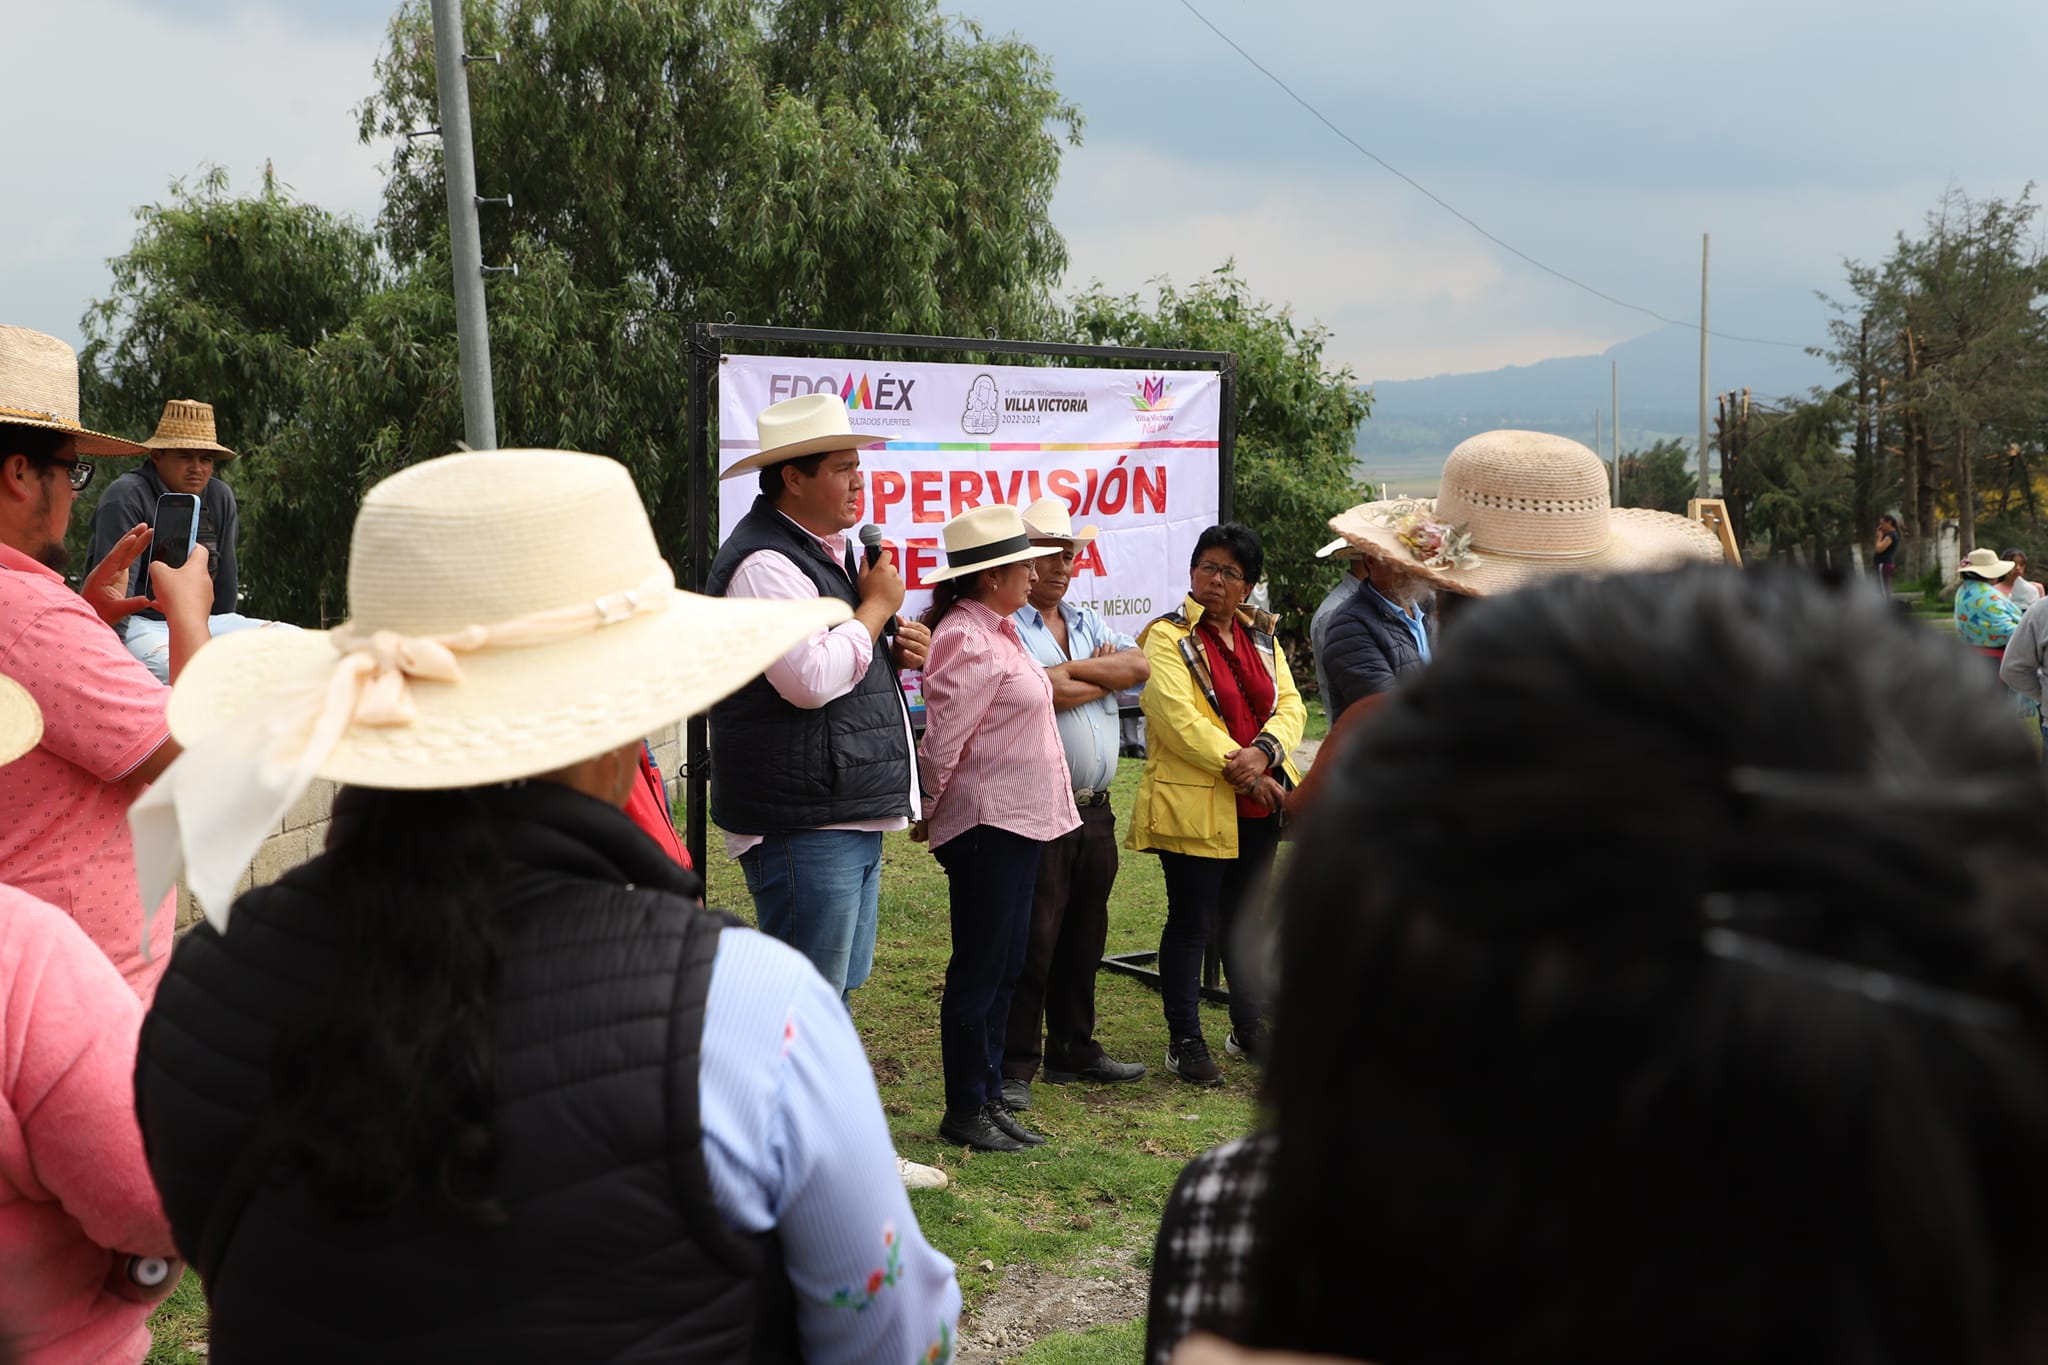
[0,325,146,456]
[1329,430,1723,597]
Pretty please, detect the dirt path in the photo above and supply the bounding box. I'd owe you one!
[955,1246,1149,1362]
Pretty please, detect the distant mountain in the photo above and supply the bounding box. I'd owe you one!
[1352,325,1840,493]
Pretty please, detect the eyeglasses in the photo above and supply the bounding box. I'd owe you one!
[33,455,94,492]
[1193,560,1245,583]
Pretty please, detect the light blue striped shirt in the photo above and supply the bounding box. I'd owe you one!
[701,927,960,1362]
[1013,600,1137,793]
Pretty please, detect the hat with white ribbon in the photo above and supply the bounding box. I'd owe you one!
[131,449,847,930]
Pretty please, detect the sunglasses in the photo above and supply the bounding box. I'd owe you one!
[32,454,95,492]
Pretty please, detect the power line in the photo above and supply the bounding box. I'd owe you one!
[1175,0,1808,351]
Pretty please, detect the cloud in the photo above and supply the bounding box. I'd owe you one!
[6,0,386,346]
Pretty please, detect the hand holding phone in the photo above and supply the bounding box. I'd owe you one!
[150,493,201,570]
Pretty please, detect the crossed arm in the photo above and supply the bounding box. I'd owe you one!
[1044,642,1150,712]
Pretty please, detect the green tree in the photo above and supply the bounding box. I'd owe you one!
[1735,395,1854,565]
[1617,437,1695,514]
[360,0,1079,337]
[1070,265,1371,636]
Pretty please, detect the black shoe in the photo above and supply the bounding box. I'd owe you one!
[1000,1077,1033,1110]
[939,1109,1026,1153]
[1166,1036,1224,1087]
[1043,1055,1147,1085]
[1225,1026,1267,1067]
[985,1101,1047,1147]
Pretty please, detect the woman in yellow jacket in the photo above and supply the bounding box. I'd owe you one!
[1128,523,1304,1086]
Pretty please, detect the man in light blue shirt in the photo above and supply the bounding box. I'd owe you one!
[1002,497,1152,1107]
[1308,536,1370,706]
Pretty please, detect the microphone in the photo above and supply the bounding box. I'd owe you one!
[857,524,900,640]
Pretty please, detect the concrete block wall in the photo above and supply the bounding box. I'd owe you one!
[172,723,692,930]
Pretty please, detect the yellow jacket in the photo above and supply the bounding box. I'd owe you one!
[1126,595,1305,859]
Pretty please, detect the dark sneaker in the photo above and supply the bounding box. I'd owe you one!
[938,1109,1026,1153]
[985,1101,1047,1147]
[1224,1026,1267,1067]
[1043,1056,1147,1085]
[1000,1077,1033,1110]
[1166,1036,1223,1087]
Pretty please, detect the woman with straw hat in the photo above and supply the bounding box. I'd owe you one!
[130,451,959,1361]
[0,673,182,1365]
[914,503,1070,1153]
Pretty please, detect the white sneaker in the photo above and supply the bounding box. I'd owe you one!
[897,1154,949,1190]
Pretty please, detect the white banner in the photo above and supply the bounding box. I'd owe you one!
[716,354,1223,659]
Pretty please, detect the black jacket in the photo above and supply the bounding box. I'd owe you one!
[704,495,913,834]
[1320,580,1432,717]
[88,463,240,618]
[134,783,799,1364]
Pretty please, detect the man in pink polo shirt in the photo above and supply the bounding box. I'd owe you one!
[0,325,215,1000]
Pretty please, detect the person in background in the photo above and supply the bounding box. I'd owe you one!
[0,325,215,1000]
[1128,523,1304,1086]
[0,672,180,1365]
[1955,547,2026,681]
[1305,537,1367,708]
[915,504,1070,1153]
[1318,545,1434,719]
[2004,549,2040,609]
[703,392,944,1190]
[999,497,1150,1111]
[88,399,269,683]
[131,450,960,1362]
[1873,514,1901,595]
[1149,566,2048,1365]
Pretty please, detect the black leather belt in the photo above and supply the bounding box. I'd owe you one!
[1074,789,1112,808]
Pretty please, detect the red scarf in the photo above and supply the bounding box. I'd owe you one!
[1196,614,1276,818]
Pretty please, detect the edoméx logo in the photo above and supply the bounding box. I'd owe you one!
[767,371,916,412]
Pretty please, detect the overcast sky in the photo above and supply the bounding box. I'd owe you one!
[11,0,2043,385]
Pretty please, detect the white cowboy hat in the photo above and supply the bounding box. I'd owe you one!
[132,449,848,927]
[141,398,237,460]
[925,503,1063,583]
[0,325,146,456]
[1020,495,1099,546]
[1329,430,1724,597]
[719,391,873,479]
[1960,547,2016,579]
[0,674,42,767]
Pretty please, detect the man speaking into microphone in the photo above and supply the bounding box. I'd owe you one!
[706,393,942,1188]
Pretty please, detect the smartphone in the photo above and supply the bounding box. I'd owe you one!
[151,493,201,570]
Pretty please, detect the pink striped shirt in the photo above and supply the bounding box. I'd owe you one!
[917,599,1078,851]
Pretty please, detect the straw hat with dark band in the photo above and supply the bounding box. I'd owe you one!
[0,325,146,456]
[1020,495,1099,547]
[143,399,237,460]
[1329,430,1723,597]
[926,504,1063,583]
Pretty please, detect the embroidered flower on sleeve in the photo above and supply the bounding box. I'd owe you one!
[922,1319,955,1364]
[831,1223,903,1312]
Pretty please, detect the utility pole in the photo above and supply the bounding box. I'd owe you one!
[1594,409,1603,480]
[1697,232,1710,496]
[1612,360,1621,506]
[430,0,498,450]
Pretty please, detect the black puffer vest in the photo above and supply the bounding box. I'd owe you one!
[704,496,913,834]
[134,783,801,1364]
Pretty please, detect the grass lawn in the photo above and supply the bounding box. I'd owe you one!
[147,700,1330,1360]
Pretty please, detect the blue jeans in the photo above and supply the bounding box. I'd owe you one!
[738,829,883,1003]
[122,612,279,684]
[933,825,1043,1115]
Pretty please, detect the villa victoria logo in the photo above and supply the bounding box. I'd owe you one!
[1130,374,1177,435]
[961,373,1000,435]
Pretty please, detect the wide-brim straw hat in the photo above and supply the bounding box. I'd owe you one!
[1329,429,1724,597]
[1020,495,1099,546]
[166,450,846,787]
[142,398,236,460]
[926,503,1063,583]
[720,391,873,479]
[1961,547,2016,579]
[0,674,42,767]
[0,325,146,457]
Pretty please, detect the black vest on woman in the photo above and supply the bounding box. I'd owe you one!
[134,783,800,1364]
[703,495,914,834]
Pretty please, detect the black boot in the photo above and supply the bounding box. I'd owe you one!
[985,1100,1047,1147]
[938,1108,1026,1153]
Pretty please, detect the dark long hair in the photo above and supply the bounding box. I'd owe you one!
[267,786,508,1223]
[1251,566,2048,1362]
[918,567,1005,630]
